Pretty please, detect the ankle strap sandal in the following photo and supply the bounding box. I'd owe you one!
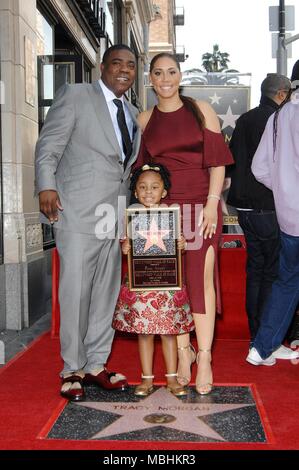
[177,344,196,386]
[196,348,213,396]
[134,375,154,397]
[165,372,188,397]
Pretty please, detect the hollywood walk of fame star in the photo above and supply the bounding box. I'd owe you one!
[209,92,222,105]
[218,105,240,130]
[76,387,253,440]
[137,218,170,252]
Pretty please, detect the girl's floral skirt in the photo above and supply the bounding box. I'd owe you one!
[113,280,194,335]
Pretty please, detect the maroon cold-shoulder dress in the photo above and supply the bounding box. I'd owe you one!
[134,104,234,314]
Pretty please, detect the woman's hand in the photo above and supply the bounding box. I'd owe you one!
[198,200,218,239]
[121,238,131,255]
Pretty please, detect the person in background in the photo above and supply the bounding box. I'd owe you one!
[35,44,141,401]
[113,164,194,397]
[227,74,295,360]
[287,60,299,346]
[247,84,299,365]
[291,59,299,84]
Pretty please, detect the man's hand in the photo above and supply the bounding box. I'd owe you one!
[39,190,63,224]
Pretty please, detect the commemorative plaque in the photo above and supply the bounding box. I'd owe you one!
[126,206,182,291]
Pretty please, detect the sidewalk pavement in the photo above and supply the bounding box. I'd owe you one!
[0,313,51,366]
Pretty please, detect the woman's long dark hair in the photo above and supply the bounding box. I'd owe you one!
[149,52,205,129]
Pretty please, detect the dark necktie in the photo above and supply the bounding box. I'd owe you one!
[113,99,132,169]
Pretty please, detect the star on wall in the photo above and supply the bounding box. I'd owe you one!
[76,387,253,440]
[218,105,240,130]
[137,218,170,252]
[209,93,222,105]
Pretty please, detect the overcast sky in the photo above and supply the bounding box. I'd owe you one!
[176,0,299,107]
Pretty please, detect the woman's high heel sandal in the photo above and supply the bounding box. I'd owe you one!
[165,373,188,396]
[134,374,154,396]
[177,344,196,386]
[195,348,213,396]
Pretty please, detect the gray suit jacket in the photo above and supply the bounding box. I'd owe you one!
[35,81,141,235]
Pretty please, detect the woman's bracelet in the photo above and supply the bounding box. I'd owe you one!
[207,194,221,201]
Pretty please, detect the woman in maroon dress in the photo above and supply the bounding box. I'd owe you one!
[135,53,233,395]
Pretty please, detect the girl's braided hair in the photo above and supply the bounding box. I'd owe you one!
[130,163,171,192]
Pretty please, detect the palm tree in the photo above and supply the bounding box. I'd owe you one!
[202,44,230,73]
[182,45,239,86]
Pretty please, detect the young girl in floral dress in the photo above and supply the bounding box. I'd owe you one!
[113,164,194,397]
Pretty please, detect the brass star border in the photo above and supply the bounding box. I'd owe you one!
[38,384,274,444]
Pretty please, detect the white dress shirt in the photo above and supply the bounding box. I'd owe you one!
[99,79,134,161]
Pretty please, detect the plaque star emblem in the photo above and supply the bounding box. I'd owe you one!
[137,218,170,252]
[209,92,222,105]
[218,105,240,130]
[76,387,253,440]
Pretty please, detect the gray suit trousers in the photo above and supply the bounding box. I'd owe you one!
[54,228,121,375]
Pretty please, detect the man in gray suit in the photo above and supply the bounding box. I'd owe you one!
[35,45,141,401]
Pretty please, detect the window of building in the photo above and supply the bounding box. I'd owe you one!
[113,0,123,43]
[36,6,92,249]
[36,8,54,130]
[105,1,114,43]
[105,0,123,45]
[84,61,92,83]
[129,33,142,111]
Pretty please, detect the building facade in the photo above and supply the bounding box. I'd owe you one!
[149,0,176,59]
[148,0,186,64]
[0,0,154,335]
